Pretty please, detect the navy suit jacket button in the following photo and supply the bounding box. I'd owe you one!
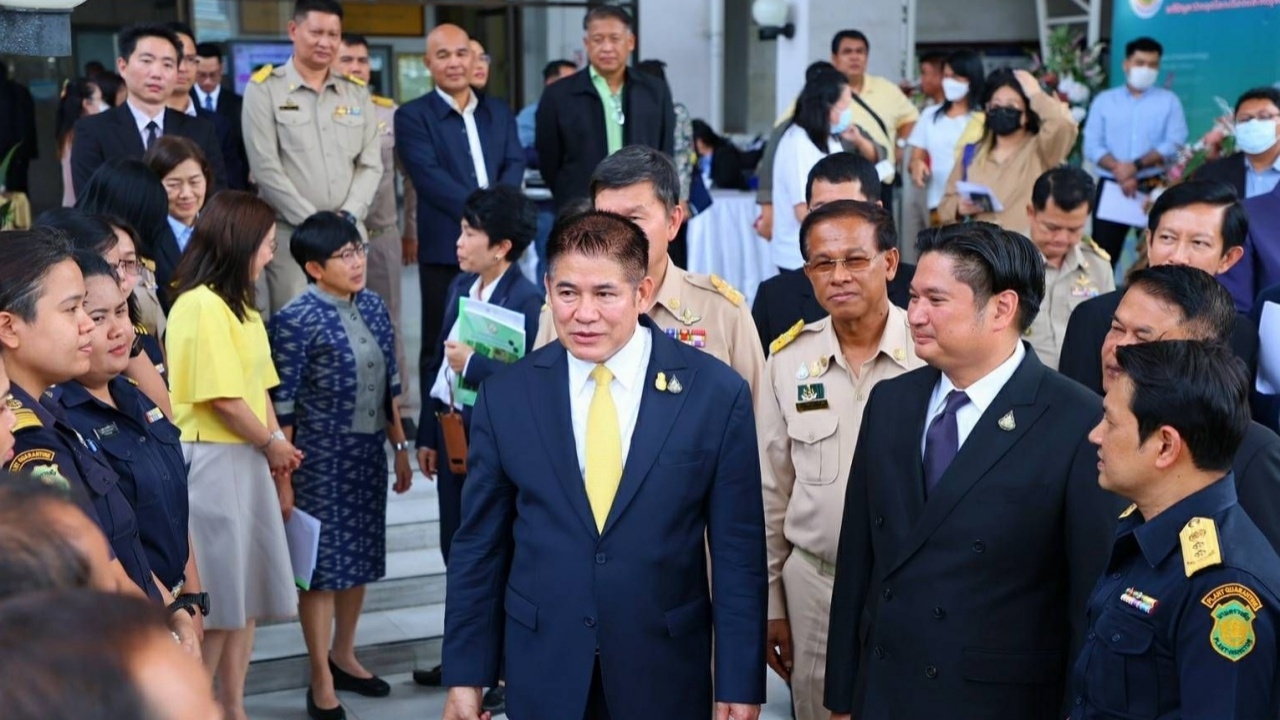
[584,616,596,628]
[595,553,607,564]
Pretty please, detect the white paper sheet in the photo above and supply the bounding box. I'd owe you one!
[956,181,1005,213]
[284,508,321,590]
[1097,181,1150,227]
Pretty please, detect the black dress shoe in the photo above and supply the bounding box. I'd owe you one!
[412,664,443,686]
[482,686,506,714]
[329,658,391,698]
[306,688,347,720]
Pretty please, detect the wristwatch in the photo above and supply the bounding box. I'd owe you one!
[168,592,211,618]
[260,429,286,450]
[392,440,411,453]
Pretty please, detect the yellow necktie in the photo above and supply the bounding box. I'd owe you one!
[585,364,622,531]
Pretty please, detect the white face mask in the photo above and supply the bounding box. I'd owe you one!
[942,78,970,103]
[1127,66,1158,91]
[1235,119,1279,155]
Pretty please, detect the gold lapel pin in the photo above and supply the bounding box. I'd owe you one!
[655,372,668,392]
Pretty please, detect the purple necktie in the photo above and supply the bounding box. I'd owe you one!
[923,390,969,496]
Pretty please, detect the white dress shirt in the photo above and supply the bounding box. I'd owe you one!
[430,277,498,410]
[195,85,221,112]
[126,100,166,148]
[566,325,652,478]
[921,341,1026,456]
[436,87,490,189]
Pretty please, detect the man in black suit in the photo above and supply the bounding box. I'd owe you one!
[70,24,227,197]
[535,5,674,210]
[1097,264,1280,553]
[824,222,1122,719]
[1191,86,1280,200]
[162,24,248,193]
[192,41,250,190]
[1059,180,1256,394]
[753,152,914,355]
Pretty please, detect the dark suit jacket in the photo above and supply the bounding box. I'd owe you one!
[70,104,228,197]
[708,146,749,190]
[1058,289,1259,396]
[825,347,1122,718]
[1219,184,1280,314]
[1250,283,1280,434]
[751,263,916,356]
[415,263,543,448]
[150,224,184,312]
[192,89,250,190]
[1191,152,1248,200]
[1230,422,1280,554]
[0,77,37,193]
[396,92,525,265]
[535,67,675,209]
[442,316,767,720]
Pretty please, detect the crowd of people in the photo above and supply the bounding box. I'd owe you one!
[2,0,1280,719]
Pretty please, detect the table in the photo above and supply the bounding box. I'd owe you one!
[686,189,777,307]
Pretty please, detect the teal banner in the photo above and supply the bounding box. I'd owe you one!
[1112,0,1280,136]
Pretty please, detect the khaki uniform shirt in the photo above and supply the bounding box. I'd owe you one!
[1025,239,1115,370]
[535,257,766,402]
[242,58,382,228]
[367,96,417,239]
[759,306,923,619]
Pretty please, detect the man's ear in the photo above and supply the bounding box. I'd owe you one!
[0,312,22,352]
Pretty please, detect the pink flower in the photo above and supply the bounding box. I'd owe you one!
[1168,165,1184,182]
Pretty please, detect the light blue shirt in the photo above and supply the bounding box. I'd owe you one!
[516,102,538,149]
[167,215,194,253]
[1245,154,1280,198]
[1083,85,1188,179]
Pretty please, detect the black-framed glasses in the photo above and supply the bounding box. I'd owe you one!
[806,253,882,276]
[329,243,370,264]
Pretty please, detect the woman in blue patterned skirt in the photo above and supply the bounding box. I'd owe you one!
[268,212,414,720]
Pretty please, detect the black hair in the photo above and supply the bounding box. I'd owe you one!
[830,29,869,56]
[691,119,727,151]
[0,590,171,720]
[341,33,369,49]
[583,5,633,31]
[805,152,881,205]
[0,229,76,323]
[1125,37,1163,58]
[1115,340,1249,472]
[590,145,681,214]
[800,199,896,261]
[919,52,946,70]
[1125,265,1238,344]
[94,73,124,107]
[117,24,182,64]
[790,69,847,153]
[289,212,362,281]
[547,211,649,286]
[36,209,118,255]
[84,60,106,76]
[1235,86,1280,116]
[556,197,594,225]
[916,221,1044,332]
[635,59,668,85]
[542,60,577,81]
[462,186,539,262]
[171,191,277,321]
[1031,165,1095,213]
[1146,179,1247,252]
[805,61,836,83]
[294,0,344,20]
[164,20,195,45]
[0,474,92,601]
[72,249,118,285]
[75,159,170,262]
[935,49,985,123]
[55,78,100,151]
[980,68,1042,145]
[195,42,223,61]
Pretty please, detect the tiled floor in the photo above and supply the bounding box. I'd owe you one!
[246,668,795,719]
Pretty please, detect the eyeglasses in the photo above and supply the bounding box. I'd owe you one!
[114,259,140,277]
[1238,113,1280,123]
[806,253,882,275]
[328,243,369,264]
[478,53,492,65]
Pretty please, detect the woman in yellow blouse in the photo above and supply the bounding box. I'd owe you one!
[166,191,302,720]
[937,68,1078,235]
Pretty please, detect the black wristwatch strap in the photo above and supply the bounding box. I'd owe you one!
[168,599,197,617]
[170,592,211,617]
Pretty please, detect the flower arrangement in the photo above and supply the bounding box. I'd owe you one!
[1031,26,1107,162]
[1165,96,1237,184]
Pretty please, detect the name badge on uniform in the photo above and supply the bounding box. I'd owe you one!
[1071,275,1100,298]
[145,407,164,424]
[796,383,828,412]
[94,422,119,439]
[278,100,299,112]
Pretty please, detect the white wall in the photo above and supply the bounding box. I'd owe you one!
[636,0,717,123]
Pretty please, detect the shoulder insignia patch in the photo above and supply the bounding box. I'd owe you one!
[1180,516,1223,577]
[371,94,394,108]
[1119,503,1137,519]
[1202,583,1263,662]
[709,274,744,307]
[11,408,41,432]
[1083,237,1111,263]
[250,64,274,84]
[10,448,55,472]
[770,319,806,356]
[28,463,71,493]
[343,73,367,87]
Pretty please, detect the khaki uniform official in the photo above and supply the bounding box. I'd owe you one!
[534,257,766,401]
[242,59,382,316]
[759,306,922,720]
[366,94,416,407]
[1025,237,1115,370]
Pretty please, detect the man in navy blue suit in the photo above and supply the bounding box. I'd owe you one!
[441,211,767,720]
[396,23,525,376]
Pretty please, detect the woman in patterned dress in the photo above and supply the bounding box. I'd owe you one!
[268,212,414,720]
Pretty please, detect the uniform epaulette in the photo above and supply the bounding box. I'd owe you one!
[125,376,139,386]
[1181,517,1223,577]
[371,94,394,108]
[250,65,274,84]
[708,274,744,307]
[342,74,367,87]
[1083,237,1111,263]
[12,408,41,432]
[769,320,806,355]
[133,322,150,337]
[140,257,156,273]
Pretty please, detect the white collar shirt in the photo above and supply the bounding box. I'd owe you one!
[566,325,652,478]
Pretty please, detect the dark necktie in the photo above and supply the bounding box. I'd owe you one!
[923,389,970,496]
[204,94,215,112]
[145,120,159,150]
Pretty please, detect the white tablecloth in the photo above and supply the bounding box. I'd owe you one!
[686,190,777,307]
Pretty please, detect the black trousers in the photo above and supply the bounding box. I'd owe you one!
[585,656,611,720]
[418,262,462,377]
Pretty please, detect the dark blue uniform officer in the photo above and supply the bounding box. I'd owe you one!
[134,324,168,384]
[1070,474,1280,719]
[4,384,161,602]
[60,376,188,592]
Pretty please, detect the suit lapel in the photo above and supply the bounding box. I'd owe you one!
[886,350,1048,576]
[112,106,145,156]
[602,322,691,535]
[529,344,599,538]
[891,368,938,523]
